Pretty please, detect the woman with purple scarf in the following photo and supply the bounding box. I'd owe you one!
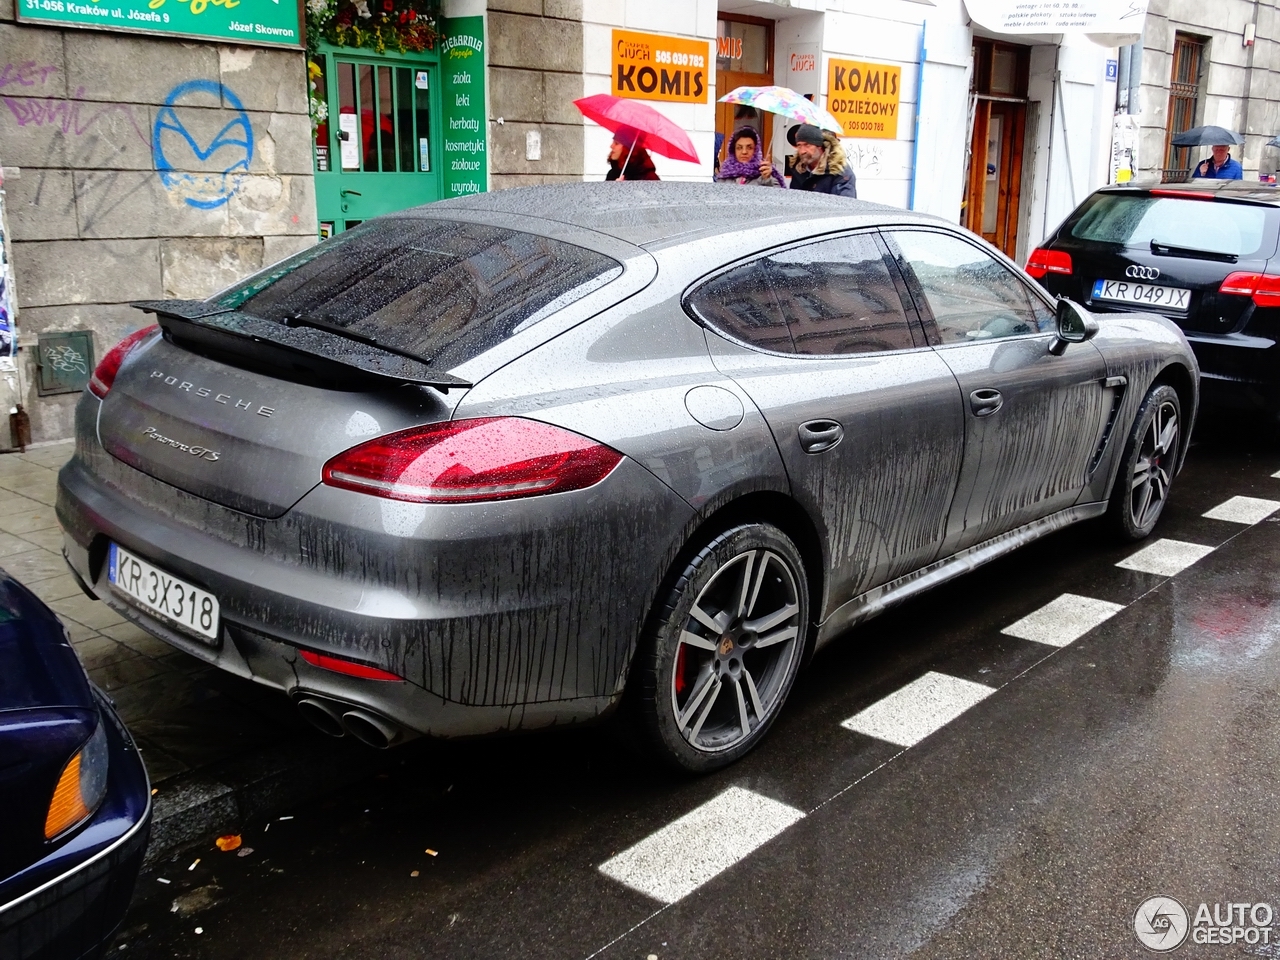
[715,126,786,188]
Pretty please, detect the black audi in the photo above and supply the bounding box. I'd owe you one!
[1027,181,1280,418]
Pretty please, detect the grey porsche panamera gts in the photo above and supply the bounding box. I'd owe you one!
[57,184,1198,772]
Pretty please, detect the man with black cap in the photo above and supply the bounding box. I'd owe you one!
[787,123,857,198]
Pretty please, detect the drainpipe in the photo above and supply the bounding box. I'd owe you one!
[909,20,927,210]
[1238,0,1261,176]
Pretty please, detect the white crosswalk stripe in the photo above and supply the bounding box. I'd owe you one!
[1001,593,1124,647]
[1116,538,1215,577]
[1202,496,1280,525]
[598,787,804,905]
[840,671,995,747]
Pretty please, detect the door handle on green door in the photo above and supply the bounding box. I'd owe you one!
[340,190,362,197]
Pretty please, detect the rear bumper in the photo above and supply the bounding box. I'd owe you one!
[1184,331,1280,414]
[56,432,695,739]
[0,692,151,960]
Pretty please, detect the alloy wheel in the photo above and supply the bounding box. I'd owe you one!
[669,548,802,754]
[1129,399,1179,530]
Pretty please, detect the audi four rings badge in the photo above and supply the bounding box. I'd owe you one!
[1126,265,1161,280]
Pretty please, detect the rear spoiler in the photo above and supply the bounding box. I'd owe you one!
[132,300,472,391]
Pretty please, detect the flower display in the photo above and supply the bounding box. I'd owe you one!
[306,0,438,56]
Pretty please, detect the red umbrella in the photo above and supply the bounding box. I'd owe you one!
[573,94,699,165]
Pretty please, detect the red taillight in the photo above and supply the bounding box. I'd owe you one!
[298,649,403,682]
[87,325,159,399]
[1025,248,1073,279]
[321,417,623,504]
[1220,272,1280,307]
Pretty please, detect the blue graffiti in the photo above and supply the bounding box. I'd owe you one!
[153,80,254,210]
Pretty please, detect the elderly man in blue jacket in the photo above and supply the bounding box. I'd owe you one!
[1193,144,1243,179]
[788,124,858,197]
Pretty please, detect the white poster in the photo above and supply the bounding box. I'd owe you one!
[339,113,360,170]
[786,44,819,98]
[0,168,15,357]
[1111,114,1139,184]
[964,0,1148,44]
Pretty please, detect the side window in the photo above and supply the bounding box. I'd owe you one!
[762,233,917,355]
[686,259,794,353]
[890,230,1050,343]
[1026,286,1056,330]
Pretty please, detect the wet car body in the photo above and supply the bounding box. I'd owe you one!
[0,571,150,960]
[58,184,1198,767]
[1028,180,1280,417]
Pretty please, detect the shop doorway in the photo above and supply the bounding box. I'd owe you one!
[963,40,1029,259]
[311,45,442,236]
[715,14,775,175]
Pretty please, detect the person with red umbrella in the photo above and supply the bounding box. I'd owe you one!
[605,126,660,182]
[574,95,698,182]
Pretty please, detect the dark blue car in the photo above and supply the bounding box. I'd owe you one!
[0,570,150,960]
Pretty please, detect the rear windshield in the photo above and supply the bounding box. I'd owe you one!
[215,219,623,369]
[1069,193,1275,259]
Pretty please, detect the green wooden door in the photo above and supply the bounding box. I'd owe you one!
[312,45,442,235]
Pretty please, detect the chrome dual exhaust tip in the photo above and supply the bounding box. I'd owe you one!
[295,697,401,749]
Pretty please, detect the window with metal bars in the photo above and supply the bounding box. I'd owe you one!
[1162,34,1207,183]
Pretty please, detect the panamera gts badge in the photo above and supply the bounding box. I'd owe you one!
[143,427,220,462]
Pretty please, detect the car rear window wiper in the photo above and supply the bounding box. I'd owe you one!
[132,300,471,391]
[1150,239,1240,263]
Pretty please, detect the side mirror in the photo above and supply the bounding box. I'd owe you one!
[1050,298,1099,355]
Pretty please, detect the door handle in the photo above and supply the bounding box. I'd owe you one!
[798,419,844,454]
[969,388,1003,417]
[340,189,362,197]
[338,130,350,141]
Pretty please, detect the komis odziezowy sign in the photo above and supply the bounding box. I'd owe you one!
[18,0,301,48]
[826,58,901,140]
[612,29,710,105]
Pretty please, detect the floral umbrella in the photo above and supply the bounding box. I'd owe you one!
[718,85,843,135]
[573,94,699,164]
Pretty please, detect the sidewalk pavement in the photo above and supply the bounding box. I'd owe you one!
[0,443,390,864]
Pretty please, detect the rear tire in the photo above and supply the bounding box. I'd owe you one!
[1108,383,1182,541]
[635,524,809,774]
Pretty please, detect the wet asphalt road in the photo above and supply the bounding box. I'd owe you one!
[115,414,1280,960]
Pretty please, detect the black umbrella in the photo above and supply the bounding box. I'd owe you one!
[1171,125,1244,146]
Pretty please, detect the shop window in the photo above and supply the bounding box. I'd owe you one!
[716,19,769,74]
[971,40,1028,98]
[1162,34,1207,183]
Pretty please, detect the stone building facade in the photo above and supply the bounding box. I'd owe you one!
[1128,0,1280,183]
[0,5,317,441]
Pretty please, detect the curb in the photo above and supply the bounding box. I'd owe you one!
[144,737,393,866]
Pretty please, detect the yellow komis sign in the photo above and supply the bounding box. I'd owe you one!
[612,29,710,104]
[826,58,901,140]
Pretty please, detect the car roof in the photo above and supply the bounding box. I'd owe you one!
[1099,180,1280,205]
[413,182,945,249]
